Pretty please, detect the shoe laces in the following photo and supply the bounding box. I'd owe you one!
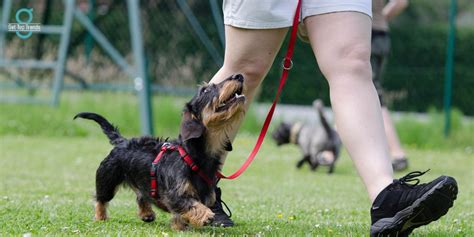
[398,169,430,186]
[213,187,232,218]
[219,199,232,218]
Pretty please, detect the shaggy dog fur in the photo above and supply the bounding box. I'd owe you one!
[74,74,246,230]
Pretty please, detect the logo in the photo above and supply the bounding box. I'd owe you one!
[7,8,42,39]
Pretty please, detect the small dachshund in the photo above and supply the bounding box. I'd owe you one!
[272,100,342,174]
[75,74,246,230]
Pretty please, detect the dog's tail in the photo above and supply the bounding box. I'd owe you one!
[313,100,334,140]
[74,112,127,146]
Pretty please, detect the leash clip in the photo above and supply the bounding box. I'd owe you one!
[282,57,293,70]
[161,142,173,151]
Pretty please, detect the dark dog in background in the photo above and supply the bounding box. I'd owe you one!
[272,99,341,174]
[74,74,246,230]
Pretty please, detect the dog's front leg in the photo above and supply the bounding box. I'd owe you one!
[180,201,215,228]
[132,189,156,222]
[309,154,320,171]
[171,214,188,231]
[296,155,310,169]
[137,197,156,222]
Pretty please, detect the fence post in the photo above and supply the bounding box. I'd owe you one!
[84,0,95,63]
[127,0,154,135]
[443,0,457,137]
[51,0,75,106]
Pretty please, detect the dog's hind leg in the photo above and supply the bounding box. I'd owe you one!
[94,156,124,221]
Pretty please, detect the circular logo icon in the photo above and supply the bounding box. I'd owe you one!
[15,8,34,39]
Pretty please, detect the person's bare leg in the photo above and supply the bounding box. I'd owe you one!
[305,12,393,201]
[210,26,288,165]
[381,107,406,159]
[211,26,287,106]
[208,26,288,227]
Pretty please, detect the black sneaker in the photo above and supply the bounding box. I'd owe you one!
[209,187,234,227]
[370,170,458,236]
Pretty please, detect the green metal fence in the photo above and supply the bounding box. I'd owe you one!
[1,0,473,136]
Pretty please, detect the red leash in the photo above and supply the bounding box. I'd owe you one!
[217,0,302,180]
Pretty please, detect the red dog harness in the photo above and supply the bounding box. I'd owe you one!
[150,143,214,198]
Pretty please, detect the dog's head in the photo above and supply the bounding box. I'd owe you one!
[180,74,246,155]
[272,122,292,146]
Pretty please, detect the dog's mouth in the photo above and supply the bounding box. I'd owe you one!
[216,86,245,112]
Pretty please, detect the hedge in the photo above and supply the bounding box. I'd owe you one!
[259,26,474,115]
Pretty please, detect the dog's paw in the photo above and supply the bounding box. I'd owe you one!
[182,202,215,227]
[202,209,215,226]
[94,202,108,221]
[198,205,215,226]
[140,213,156,222]
[171,215,189,231]
[94,213,107,221]
[138,207,156,222]
[192,208,214,227]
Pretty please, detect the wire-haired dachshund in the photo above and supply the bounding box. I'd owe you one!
[75,74,245,230]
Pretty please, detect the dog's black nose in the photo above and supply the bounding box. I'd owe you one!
[231,74,244,82]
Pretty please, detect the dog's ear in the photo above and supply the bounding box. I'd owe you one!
[180,111,205,141]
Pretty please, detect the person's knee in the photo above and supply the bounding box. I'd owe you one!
[345,45,372,76]
[320,44,372,81]
[224,59,272,91]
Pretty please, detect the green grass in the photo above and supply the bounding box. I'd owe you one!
[0,134,473,236]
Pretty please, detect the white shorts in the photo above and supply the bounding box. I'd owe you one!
[223,0,372,29]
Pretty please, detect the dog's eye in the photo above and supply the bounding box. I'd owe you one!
[201,88,210,94]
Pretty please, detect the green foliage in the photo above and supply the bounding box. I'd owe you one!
[384,25,474,116]
[260,36,329,107]
[396,107,474,150]
[260,25,474,115]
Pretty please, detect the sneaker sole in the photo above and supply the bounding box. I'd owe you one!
[370,176,458,237]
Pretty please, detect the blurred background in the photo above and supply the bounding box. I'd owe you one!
[0,0,473,149]
[1,2,473,235]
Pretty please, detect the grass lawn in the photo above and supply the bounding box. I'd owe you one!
[1,133,472,236]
